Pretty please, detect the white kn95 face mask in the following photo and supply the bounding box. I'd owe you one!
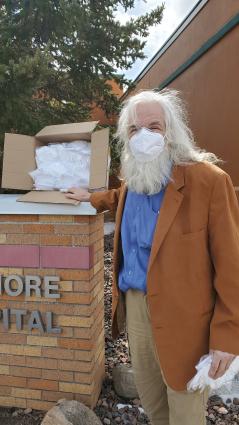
[129,127,165,162]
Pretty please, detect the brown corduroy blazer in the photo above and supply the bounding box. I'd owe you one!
[89,162,239,391]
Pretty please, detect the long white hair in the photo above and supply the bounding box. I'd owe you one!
[116,88,220,164]
[115,89,221,194]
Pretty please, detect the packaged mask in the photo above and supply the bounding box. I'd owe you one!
[187,353,239,393]
[29,140,91,190]
[129,127,165,162]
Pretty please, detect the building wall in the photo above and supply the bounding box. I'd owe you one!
[90,80,123,125]
[173,25,238,184]
[123,0,239,193]
[0,213,105,411]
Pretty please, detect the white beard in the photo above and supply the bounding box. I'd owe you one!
[121,144,173,195]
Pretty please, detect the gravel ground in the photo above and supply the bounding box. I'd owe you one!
[0,232,239,424]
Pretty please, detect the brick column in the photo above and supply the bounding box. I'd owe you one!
[0,213,105,411]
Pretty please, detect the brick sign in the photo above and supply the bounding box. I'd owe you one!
[0,275,61,333]
[0,213,105,411]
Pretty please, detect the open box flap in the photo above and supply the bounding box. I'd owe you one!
[1,133,42,190]
[89,128,110,190]
[17,191,80,205]
[36,121,99,142]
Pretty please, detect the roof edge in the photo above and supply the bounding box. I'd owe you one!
[121,0,208,100]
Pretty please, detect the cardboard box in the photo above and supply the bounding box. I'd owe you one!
[1,121,110,204]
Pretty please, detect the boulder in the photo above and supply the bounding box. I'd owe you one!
[112,364,139,399]
[41,399,102,425]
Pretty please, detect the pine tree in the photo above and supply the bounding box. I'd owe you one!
[0,0,164,166]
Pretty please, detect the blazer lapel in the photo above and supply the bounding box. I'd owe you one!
[115,184,127,231]
[147,165,185,273]
[113,184,127,256]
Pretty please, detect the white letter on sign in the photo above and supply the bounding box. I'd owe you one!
[4,275,24,296]
[45,276,60,299]
[25,276,41,297]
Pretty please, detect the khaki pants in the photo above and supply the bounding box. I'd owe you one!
[125,289,209,425]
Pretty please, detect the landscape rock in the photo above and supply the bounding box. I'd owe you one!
[218,406,228,415]
[41,400,102,425]
[24,408,33,415]
[112,364,139,399]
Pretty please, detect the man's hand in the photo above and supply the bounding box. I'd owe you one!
[65,187,91,202]
[208,349,236,379]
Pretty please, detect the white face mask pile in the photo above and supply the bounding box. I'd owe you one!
[129,127,165,162]
[29,140,91,190]
[187,353,239,393]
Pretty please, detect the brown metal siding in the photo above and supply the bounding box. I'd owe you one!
[131,0,238,92]
[123,0,239,192]
[168,25,239,185]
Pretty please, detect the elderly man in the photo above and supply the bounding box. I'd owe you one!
[65,89,239,425]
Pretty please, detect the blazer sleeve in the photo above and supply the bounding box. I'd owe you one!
[209,171,239,354]
[89,185,122,213]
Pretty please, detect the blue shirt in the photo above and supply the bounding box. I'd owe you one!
[118,188,166,294]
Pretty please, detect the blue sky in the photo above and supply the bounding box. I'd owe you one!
[115,0,199,80]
